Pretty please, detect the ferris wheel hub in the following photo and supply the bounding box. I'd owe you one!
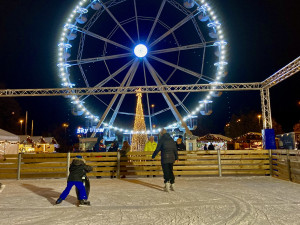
[134,44,148,58]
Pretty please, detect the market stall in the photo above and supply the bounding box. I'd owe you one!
[197,134,232,150]
[19,136,58,153]
[234,132,263,149]
[0,129,20,155]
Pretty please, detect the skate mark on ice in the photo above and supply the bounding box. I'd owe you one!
[210,191,258,225]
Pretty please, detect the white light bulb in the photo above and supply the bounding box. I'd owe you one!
[134,44,148,58]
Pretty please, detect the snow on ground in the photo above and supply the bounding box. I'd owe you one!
[1,176,300,225]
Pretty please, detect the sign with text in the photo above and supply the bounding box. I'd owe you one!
[77,128,104,134]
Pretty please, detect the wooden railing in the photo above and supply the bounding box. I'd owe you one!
[271,150,300,183]
[0,150,270,180]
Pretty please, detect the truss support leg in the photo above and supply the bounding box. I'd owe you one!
[260,88,276,149]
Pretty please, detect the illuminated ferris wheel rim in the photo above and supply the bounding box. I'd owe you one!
[57,0,228,134]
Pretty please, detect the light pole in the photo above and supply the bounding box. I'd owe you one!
[62,123,69,136]
[151,104,155,128]
[62,123,69,150]
[257,115,262,128]
[19,120,24,134]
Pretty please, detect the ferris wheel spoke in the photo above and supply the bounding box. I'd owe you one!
[143,61,153,133]
[91,59,140,137]
[155,70,190,115]
[109,60,140,126]
[146,0,167,44]
[144,58,192,135]
[149,8,200,48]
[79,28,132,52]
[152,104,181,116]
[148,55,213,83]
[150,42,210,55]
[100,1,135,44]
[133,0,140,42]
[66,53,133,66]
[94,59,135,88]
[80,59,134,102]
[103,60,121,85]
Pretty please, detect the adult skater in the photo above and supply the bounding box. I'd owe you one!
[152,129,178,192]
[56,155,92,206]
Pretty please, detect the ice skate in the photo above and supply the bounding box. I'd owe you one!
[164,182,170,192]
[0,183,5,193]
[79,199,91,207]
[55,198,63,205]
[170,183,175,191]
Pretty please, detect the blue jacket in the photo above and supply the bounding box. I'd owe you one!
[152,133,178,164]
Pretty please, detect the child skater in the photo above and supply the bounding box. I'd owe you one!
[56,155,92,206]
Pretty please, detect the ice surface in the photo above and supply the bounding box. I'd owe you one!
[1,177,300,224]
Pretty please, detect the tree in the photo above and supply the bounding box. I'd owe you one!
[224,111,261,138]
[224,111,283,138]
[293,121,300,132]
[272,119,283,135]
[0,84,22,134]
[131,89,148,151]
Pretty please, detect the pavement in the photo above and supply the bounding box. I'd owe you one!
[0,176,300,225]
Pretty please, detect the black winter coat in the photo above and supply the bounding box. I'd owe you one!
[176,142,186,151]
[67,159,93,182]
[152,133,178,164]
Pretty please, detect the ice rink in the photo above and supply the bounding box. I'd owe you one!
[1,176,300,225]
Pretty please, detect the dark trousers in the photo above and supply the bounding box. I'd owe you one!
[162,163,175,184]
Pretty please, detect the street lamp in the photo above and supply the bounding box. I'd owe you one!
[19,120,24,134]
[62,123,69,134]
[257,115,262,126]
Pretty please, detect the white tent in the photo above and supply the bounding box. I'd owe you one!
[0,129,20,154]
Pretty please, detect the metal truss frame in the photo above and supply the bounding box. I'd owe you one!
[260,88,272,129]
[0,83,262,97]
[260,56,299,129]
[261,56,300,89]
[0,57,299,130]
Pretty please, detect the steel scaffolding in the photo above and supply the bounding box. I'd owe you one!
[0,56,299,131]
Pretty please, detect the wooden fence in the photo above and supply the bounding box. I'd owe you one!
[271,149,300,184]
[0,150,270,180]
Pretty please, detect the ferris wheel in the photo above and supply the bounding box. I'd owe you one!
[57,0,228,136]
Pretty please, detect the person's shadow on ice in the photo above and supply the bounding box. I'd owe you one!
[21,183,78,205]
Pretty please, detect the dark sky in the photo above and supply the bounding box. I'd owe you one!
[0,0,299,137]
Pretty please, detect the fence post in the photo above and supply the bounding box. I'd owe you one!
[217,149,222,177]
[117,151,120,179]
[66,152,70,178]
[269,150,273,176]
[17,153,22,180]
[286,149,292,181]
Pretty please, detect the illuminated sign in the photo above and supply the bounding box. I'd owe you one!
[77,128,104,134]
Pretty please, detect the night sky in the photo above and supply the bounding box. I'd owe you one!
[1,0,299,138]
